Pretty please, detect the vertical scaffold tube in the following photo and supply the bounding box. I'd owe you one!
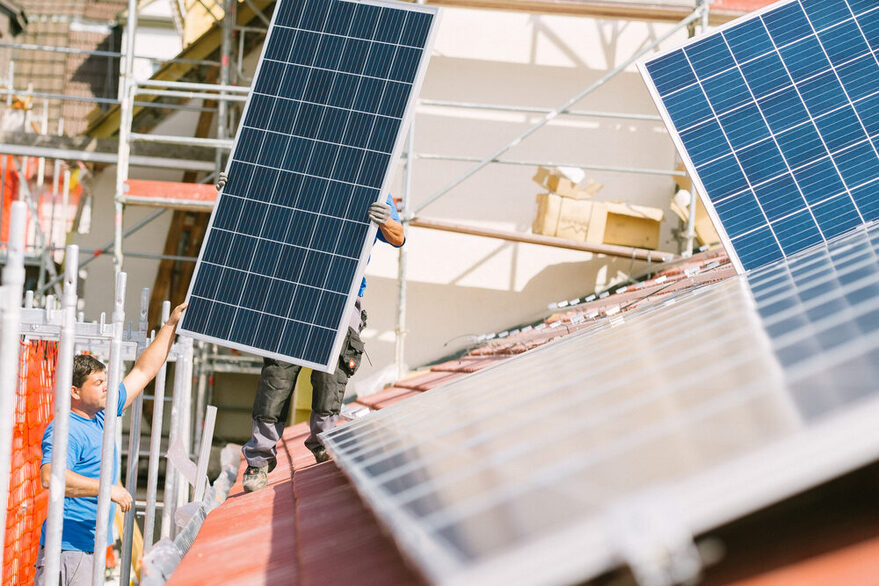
[91,272,126,586]
[177,338,194,508]
[0,202,27,573]
[43,245,80,586]
[119,288,150,585]
[143,300,170,552]
[162,335,192,539]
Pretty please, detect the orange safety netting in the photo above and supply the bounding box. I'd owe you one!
[0,154,20,246]
[3,340,56,585]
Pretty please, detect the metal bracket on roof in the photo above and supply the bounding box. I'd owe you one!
[604,489,701,586]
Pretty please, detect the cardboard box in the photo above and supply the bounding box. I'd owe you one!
[533,194,664,249]
[556,198,601,241]
[532,166,602,199]
[670,190,721,246]
[600,202,663,250]
[533,192,563,236]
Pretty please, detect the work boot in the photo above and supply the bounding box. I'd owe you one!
[310,447,331,464]
[242,465,268,493]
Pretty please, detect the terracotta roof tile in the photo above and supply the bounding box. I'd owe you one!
[169,250,739,584]
[166,428,299,585]
[169,421,422,585]
[295,464,424,585]
[364,389,422,410]
[429,356,506,373]
[394,370,466,391]
[355,386,422,410]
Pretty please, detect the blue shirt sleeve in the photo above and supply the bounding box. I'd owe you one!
[40,422,54,467]
[40,420,81,469]
[117,382,127,416]
[376,194,404,248]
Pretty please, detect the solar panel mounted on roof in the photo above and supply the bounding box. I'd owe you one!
[179,0,439,371]
[321,222,879,586]
[640,0,879,273]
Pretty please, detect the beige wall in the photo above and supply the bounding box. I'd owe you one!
[360,9,691,385]
[76,8,693,402]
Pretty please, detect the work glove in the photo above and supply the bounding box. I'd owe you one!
[368,201,391,226]
[216,171,227,191]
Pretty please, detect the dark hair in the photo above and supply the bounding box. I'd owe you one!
[72,354,106,388]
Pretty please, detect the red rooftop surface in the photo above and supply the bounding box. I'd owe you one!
[166,249,879,584]
[167,422,424,586]
[168,251,737,583]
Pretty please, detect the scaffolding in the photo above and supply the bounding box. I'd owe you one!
[0,0,716,368]
[0,0,727,581]
[0,1,262,584]
[0,203,221,584]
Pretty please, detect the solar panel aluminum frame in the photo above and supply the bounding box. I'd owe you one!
[322,249,879,585]
[427,394,879,586]
[638,0,809,275]
[179,0,441,372]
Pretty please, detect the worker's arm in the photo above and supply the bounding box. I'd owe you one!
[368,201,405,247]
[378,218,405,247]
[122,303,187,410]
[40,463,132,512]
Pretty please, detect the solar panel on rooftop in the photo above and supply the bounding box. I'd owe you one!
[641,0,879,273]
[322,221,879,586]
[180,0,438,371]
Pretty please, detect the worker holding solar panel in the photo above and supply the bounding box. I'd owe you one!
[213,172,404,492]
[34,303,187,586]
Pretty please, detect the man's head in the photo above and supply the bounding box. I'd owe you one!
[71,354,107,417]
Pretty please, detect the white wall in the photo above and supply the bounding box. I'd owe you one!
[360,9,692,381]
[127,2,183,80]
[77,7,694,392]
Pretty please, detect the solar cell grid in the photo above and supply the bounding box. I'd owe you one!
[641,0,879,272]
[181,0,438,370]
[322,221,879,586]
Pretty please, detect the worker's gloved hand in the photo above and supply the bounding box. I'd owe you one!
[216,172,228,191]
[368,201,391,226]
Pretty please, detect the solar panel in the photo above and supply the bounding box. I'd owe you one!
[640,0,879,273]
[180,0,438,371]
[321,222,879,585]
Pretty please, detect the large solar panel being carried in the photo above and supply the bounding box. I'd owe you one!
[640,0,879,273]
[180,0,438,371]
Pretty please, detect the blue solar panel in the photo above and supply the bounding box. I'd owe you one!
[320,221,879,586]
[180,0,438,371]
[641,0,879,272]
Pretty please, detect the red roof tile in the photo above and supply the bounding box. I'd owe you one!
[726,536,879,586]
[394,370,466,391]
[168,423,423,585]
[355,386,422,410]
[170,250,739,584]
[166,428,300,585]
[429,356,506,373]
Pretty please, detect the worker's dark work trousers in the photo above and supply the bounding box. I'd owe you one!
[242,299,365,468]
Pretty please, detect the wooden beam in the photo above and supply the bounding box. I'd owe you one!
[86,0,274,139]
[409,216,678,262]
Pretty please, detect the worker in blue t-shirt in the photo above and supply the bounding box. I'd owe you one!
[34,303,187,586]
[213,172,405,492]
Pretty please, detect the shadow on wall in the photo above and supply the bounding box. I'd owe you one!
[358,254,651,375]
[416,56,679,249]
